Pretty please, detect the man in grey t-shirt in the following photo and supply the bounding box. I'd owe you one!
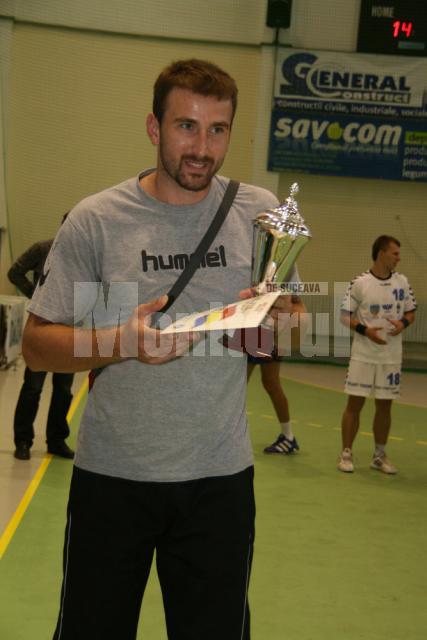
[23,59,295,640]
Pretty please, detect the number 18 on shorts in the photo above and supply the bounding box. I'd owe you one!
[344,360,401,399]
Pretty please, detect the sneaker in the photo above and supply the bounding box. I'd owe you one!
[370,453,397,475]
[14,442,31,460]
[264,434,299,454]
[47,441,75,459]
[337,448,354,473]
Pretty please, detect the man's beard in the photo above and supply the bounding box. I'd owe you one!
[159,150,220,192]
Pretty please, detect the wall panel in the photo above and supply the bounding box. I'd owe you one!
[6,24,259,257]
[7,0,272,45]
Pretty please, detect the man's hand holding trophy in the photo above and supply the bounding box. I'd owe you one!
[222,182,312,359]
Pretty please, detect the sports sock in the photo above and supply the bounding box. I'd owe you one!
[280,421,294,440]
[374,443,385,457]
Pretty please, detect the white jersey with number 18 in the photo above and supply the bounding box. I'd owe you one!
[341,270,417,364]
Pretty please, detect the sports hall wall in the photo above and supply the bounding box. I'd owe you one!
[0,1,425,344]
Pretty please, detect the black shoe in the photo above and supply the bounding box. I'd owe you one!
[14,442,31,460]
[47,441,75,459]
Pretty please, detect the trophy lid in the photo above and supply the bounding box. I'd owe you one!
[254,182,311,238]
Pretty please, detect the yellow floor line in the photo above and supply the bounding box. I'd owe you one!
[250,407,426,448]
[250,398,427,451]
[0,457,51,559]
[67,378,88,423]
[0,379,88,560]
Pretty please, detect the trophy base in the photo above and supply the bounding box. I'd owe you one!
[220,326,275,360]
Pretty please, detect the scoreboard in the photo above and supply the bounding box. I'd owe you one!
[357,1,427,57]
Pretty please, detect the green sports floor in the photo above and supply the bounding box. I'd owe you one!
[0,368,426,639]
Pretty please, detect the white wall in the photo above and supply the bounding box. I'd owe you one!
[3,0,273,44]
[0,17,13,293]
[2,0,362,50]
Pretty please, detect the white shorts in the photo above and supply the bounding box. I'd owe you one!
[344,360,401,399]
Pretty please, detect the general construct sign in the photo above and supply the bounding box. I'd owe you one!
[268,49,427,181]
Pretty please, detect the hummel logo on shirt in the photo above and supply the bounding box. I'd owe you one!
[141,245,227,272]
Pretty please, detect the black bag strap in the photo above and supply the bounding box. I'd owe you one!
[88,179,239,390]
[154,179,240,319]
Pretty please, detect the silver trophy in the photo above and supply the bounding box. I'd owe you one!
[222,182,312,358]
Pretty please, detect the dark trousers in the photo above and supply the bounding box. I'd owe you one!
[14,367,73,447]
[53,465,255,640]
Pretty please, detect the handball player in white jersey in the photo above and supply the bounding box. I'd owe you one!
[338,235,416,474]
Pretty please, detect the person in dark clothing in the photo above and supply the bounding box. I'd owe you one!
[8,230,75,461]
[7,240,54,299]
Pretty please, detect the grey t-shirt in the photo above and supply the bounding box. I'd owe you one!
[29,172,289,482]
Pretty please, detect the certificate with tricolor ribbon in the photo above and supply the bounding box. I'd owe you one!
[161,292,281,334]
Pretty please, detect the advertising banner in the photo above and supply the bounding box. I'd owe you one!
[268,49,427,181]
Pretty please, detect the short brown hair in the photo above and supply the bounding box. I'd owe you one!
[372,235,400,261]
[153,59,238,123]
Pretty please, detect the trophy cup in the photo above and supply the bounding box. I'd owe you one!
[222,182,312,358]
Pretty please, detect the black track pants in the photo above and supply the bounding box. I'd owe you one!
[53,465,255,640]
